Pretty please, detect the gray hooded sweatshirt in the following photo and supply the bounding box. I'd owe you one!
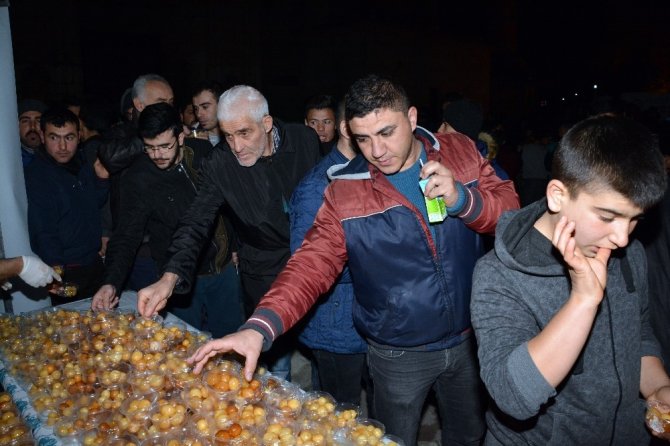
[471,199,660,445]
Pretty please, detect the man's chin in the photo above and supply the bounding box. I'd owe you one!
[23,139,41,149]
[153,161,171,170]
[374,162,401,175]
[235,158,258,168]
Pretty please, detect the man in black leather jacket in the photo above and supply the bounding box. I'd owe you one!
[137,85,321,380]
[92,103,243,337]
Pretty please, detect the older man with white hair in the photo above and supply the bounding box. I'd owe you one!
[138,85,321,380]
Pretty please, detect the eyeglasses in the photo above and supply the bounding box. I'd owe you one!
[144,138,178,154]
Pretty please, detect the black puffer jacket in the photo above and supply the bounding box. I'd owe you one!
[164,120,321,294]
[102,144,232,291]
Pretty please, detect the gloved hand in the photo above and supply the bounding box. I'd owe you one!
[19,255,61,288]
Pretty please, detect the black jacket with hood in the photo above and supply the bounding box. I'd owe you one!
[471,199,661,445]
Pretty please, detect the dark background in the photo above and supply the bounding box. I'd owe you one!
[7,0,670,132]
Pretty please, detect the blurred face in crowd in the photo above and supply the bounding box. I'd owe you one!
[193,90,219,132]
[349,106,420,175]
[134,81,174,112]
[67,105,81,117]
[221,112,273,167]
[19,111,43,149]
[181,103,197,128]
[305,108,336,143]
[142,129,184,171]
[41,122,79,164]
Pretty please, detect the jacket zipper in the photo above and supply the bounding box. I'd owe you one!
[178,162,219,274]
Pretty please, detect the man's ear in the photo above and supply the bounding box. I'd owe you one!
[262,115,273,133]
[546,179,568,213]
[132,97,144,113]
[178,131,185,146]
[339,120,350,140]
[407,106,418,131]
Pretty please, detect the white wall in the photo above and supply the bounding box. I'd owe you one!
[0,6,51,312]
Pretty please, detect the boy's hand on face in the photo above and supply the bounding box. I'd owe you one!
[552,216,611,308]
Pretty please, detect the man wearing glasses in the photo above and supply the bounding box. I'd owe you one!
[137,85,321,380]
[92,103,244,338]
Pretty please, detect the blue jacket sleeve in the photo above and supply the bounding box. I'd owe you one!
[289,165,352,283]
[289,173,325,255]
[26,171,64,264]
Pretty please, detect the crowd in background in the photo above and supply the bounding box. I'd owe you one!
[5,72,670,445]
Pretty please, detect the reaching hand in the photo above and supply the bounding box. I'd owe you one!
[552,216,611,307]
[19,255,61,288]
[137,273,178,318]
[91,284,119,311]
[187,329,264,380]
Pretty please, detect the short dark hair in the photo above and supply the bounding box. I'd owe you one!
[335,99,346,126]
[138,103,182,140]
[79,104,114,133]
[345,74,410,121]
[40,106,79,132]
[192,80,224,102]
[553,114,667,210]
[304,94,336,118]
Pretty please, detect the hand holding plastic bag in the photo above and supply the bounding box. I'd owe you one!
[18,255,61,287]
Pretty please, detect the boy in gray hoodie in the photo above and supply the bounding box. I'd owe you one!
[472,114,670,445]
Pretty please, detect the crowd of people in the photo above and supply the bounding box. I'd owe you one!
[4,72,670,445]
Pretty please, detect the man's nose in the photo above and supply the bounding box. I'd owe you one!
[610,223,630,248]
[231,136,244,152]
[370,139,384,159]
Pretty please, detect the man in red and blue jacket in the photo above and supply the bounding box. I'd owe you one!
[188,75,520,446]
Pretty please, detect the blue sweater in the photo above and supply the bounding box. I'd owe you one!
[288,146,367,354]
[25,151,108,266]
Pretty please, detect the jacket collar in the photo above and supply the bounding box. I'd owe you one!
[328,126,439,181]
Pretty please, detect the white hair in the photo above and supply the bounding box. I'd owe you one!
[132,73,170,103]
[217,85,269,123]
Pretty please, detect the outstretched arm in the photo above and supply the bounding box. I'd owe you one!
[0,256,60,287]
[527,216,611,387]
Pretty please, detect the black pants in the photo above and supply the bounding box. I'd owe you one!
[312,349,367,406]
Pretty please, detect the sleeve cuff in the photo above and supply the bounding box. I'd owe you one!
[507,343,557,416]
[446,182,467,216]
[456,184,483,224]
[239,308,285,352]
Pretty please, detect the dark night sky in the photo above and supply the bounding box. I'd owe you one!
[7,0,670,128]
